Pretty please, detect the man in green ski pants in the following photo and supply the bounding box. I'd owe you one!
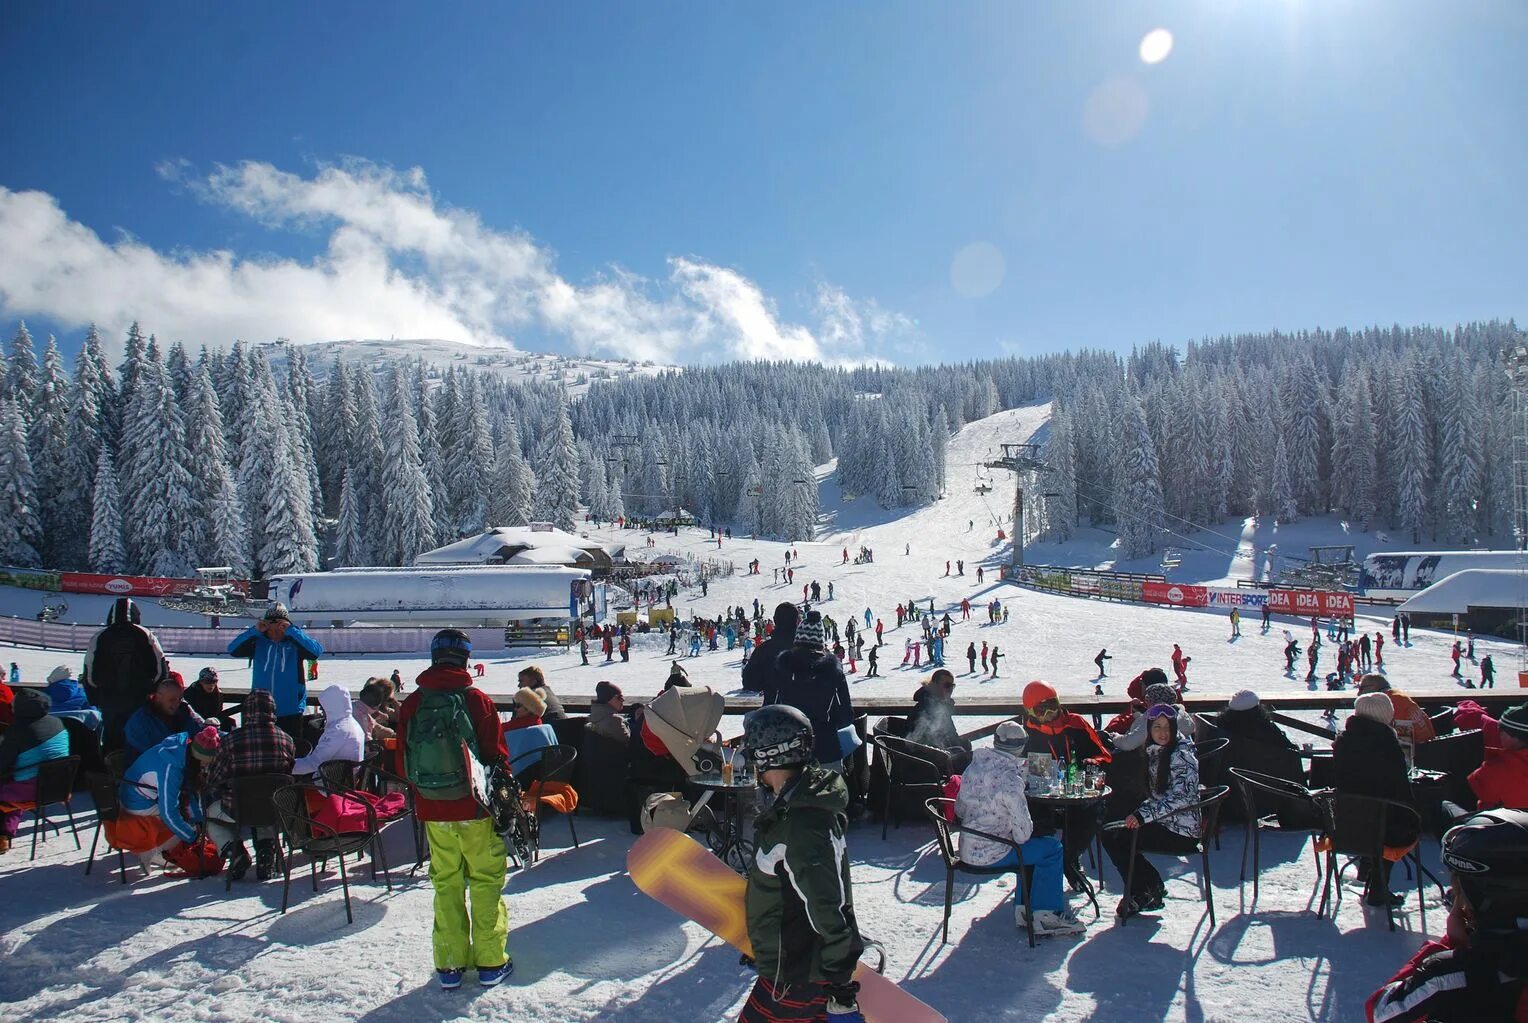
[396,629,513,990]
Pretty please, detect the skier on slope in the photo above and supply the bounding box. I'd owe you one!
[736,705,866,1023]
[1094,649,1111,678]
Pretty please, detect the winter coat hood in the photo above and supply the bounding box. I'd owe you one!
[106,597,140,627]
[44,677,91,712]
[241,689,279,729]
[416,664,473,694]
[317,684,352,719]
[13,687,52,723]
[781,761,851,815]
[780,646,838,674]
[644,685,723,775]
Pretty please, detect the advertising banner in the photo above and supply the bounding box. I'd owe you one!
[58,573,249,598]
[1266,589,1353,617]
[1033,570,1072,592]
[0,566,61,591]
[1099,577,1144,602]
[1207,589,1268,608]
[1142,582,1209,607]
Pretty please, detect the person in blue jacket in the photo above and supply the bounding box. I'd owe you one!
[118,729,218,861]
[0,689,71,853]
[227,603,324,741]
[123,673,206,757]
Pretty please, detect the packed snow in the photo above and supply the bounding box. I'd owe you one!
[0,403,1517,1022]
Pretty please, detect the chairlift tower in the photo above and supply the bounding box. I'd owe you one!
[983,442,1050,568]
[1505,344,1528,675]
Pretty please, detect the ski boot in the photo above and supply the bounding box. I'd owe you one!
[254,838,279,881]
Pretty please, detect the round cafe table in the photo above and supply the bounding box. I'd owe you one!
[1027,785,1111,919]
[690,773,758,874]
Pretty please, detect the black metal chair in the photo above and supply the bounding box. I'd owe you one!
[271,782,387,925]
[315,759,419,879]
[1412,729,1485,830]
[220,773,294,891]
[1110,784,1232,928]
[1227,767,1327,900]
[1314,791,1426,933]
[83,768,144,884]
[872,734,951,840]
[510,744,581,854]
[924,797,1037,948]
[0,755,82,860]
[1193,738,1231,849]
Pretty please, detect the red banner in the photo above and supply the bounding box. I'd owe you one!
[1266,589,1353,618]
[1142,582,1209,607]
[58,573,249,598]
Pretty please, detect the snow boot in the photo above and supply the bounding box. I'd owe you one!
[223,842,252,882]
[437,968,465,990]
[254,838,278,881]
[477,958,513,987]
[1020,907,1087,937]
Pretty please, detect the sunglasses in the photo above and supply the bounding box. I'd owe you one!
[1146,704,1178,721]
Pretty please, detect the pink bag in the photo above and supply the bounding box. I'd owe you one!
[941,775,962,822]
[309,790,409,834]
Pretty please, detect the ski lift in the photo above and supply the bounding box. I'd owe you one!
[974,482,992,495]
[1160,547,1183,570]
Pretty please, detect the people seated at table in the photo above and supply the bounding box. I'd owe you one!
[204,690,296,882]
[123,673,207,757]
[115,727,218,867]
[1456,702,1528,812]
[0,689,70,854]
[906,669,974,772]
[1112,682,1196,752]
[353,680,397,742]
[588,681,632,743]
[516,665,567,720]
[184,667,237,732]
[1212,689,1316,826]
[954,722,1083,937]
[1333,692,1420,907]
[504,688,546,732]
[294,685,367,777]
[1101,704,1202,919]
[1358,674,1437,744]
[1366,808,1528,1023]
[1023,681,1112,890]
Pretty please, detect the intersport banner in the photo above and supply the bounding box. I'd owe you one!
[1266,589,1354,617]
[59,573,250,598]
[1206,589,1268,608]
[1142,582,1209,607]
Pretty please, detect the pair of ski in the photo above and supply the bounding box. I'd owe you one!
[628,827,946,1023]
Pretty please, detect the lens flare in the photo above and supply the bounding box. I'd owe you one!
[949,242,1006,298]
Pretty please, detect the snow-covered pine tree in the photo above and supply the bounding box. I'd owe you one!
[0,398,42,566]
[487,413,536,527]
[208,471,251,577]
[1040,409,1078,541]
[126,363,199,577]
[88,447,128,574]
[349,367,386,543]
[415,376,456,544]
[1437,358,1482,544]
[1268,434,1299,524]
[774,431,820,541]
[1280,358,1326,515]
[1112,396,1166,559]
[333,468,368,567]
[6,322,38,427]
[165,341,192,403]
[453,377,496,534]
[27,335,71,565]
[1393,354,1433,543]
[734,454,762,536]
[1331,370,1377,528]
[378,367,436,565]
[316,359,358,515]
[533,392,580,531]
[284,347,324,518]
[184,363,248,572]
[53,328,113,568]
[116,322,150,423]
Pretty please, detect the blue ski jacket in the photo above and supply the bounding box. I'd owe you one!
[227,624,324,718]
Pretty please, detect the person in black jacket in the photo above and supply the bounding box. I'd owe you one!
[767,612,855,770]
[905,669,973,772]
[1215,689,1317,827]
[1334,692,1420,906]
[82,597,168,752]
[741,602,798,698]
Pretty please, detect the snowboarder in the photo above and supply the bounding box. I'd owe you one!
[966,642,977,674]
[1229,608,1241,639]
[1480,653,1495,688]
[735,704,866,1023]
[1094,649,1110,677]
[395,630,512,991]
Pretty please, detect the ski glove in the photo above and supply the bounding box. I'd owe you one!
[826,981,863,1023]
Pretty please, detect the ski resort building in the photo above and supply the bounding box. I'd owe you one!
[1396,568,1528,639]
[414,524,620,577]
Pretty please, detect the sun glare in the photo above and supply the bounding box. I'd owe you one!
[1139,27,1174,65]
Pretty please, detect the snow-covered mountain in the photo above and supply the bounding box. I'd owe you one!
[256,337,672,396]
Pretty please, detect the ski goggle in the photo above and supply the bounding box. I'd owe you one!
[1027,699,1062,722]
[1146,704,1178,721]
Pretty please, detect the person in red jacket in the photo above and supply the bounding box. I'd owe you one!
[1367,809,1528,1022]
[395,629,512,991]
[1458,702,1528,811]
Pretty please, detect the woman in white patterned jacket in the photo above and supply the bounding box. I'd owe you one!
[1101,704,1202,919]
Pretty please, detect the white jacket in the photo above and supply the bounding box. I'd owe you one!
[953,747,1034,867]
[294,685,367,776]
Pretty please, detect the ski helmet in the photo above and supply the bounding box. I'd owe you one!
[741,704,814,771]
[1441,808,1528,929]
[430,628,473,668]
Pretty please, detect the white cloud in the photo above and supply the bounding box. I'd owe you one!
[0,159,915,365]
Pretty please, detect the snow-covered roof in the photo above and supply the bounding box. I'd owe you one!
[656,507,695,521]
[1397,569,1528,614]
[414,526,610,567]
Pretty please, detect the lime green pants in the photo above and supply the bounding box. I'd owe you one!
[425,818,509,970]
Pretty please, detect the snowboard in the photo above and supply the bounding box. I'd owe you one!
[627,827,946,1023]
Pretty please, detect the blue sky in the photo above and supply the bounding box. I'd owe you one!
[0,1,1523,365]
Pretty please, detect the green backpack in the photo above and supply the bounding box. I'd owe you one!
[404,689,480,800]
